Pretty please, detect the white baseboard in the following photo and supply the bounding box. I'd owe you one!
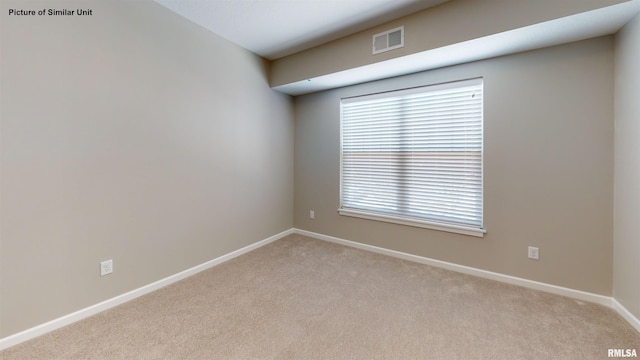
[3,227,638,351]
[612,298,640,333]
[0,228,294,351]
[293,229,613,307]
[294,229,640,332]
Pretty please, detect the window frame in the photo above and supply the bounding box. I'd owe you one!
[338,78,486,237]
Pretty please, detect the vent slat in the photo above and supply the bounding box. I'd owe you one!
[373,26,404,54]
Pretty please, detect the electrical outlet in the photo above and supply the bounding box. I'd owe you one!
[100,259,113,276]
[528,246,539,260]
[310,210,315,219]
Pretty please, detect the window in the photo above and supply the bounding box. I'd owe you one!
[339,78,484,237]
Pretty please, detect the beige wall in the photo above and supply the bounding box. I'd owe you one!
[614,12,640,319]
[294,37,614,295]
[0,0,293,337]
[272,0,626,87]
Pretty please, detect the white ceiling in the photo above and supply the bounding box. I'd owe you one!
[154,0,640,95]
[153,0,448,60]
[274,0,640,95]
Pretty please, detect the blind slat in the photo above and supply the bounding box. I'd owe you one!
[341,79,483,229]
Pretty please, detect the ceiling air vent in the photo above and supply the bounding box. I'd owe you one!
[373,26,404,55]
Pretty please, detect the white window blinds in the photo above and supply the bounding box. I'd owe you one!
[340,78,484,235]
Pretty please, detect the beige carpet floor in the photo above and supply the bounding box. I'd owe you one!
[2,234,639,359]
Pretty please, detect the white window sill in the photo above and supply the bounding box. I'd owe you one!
[338,208,486,238]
